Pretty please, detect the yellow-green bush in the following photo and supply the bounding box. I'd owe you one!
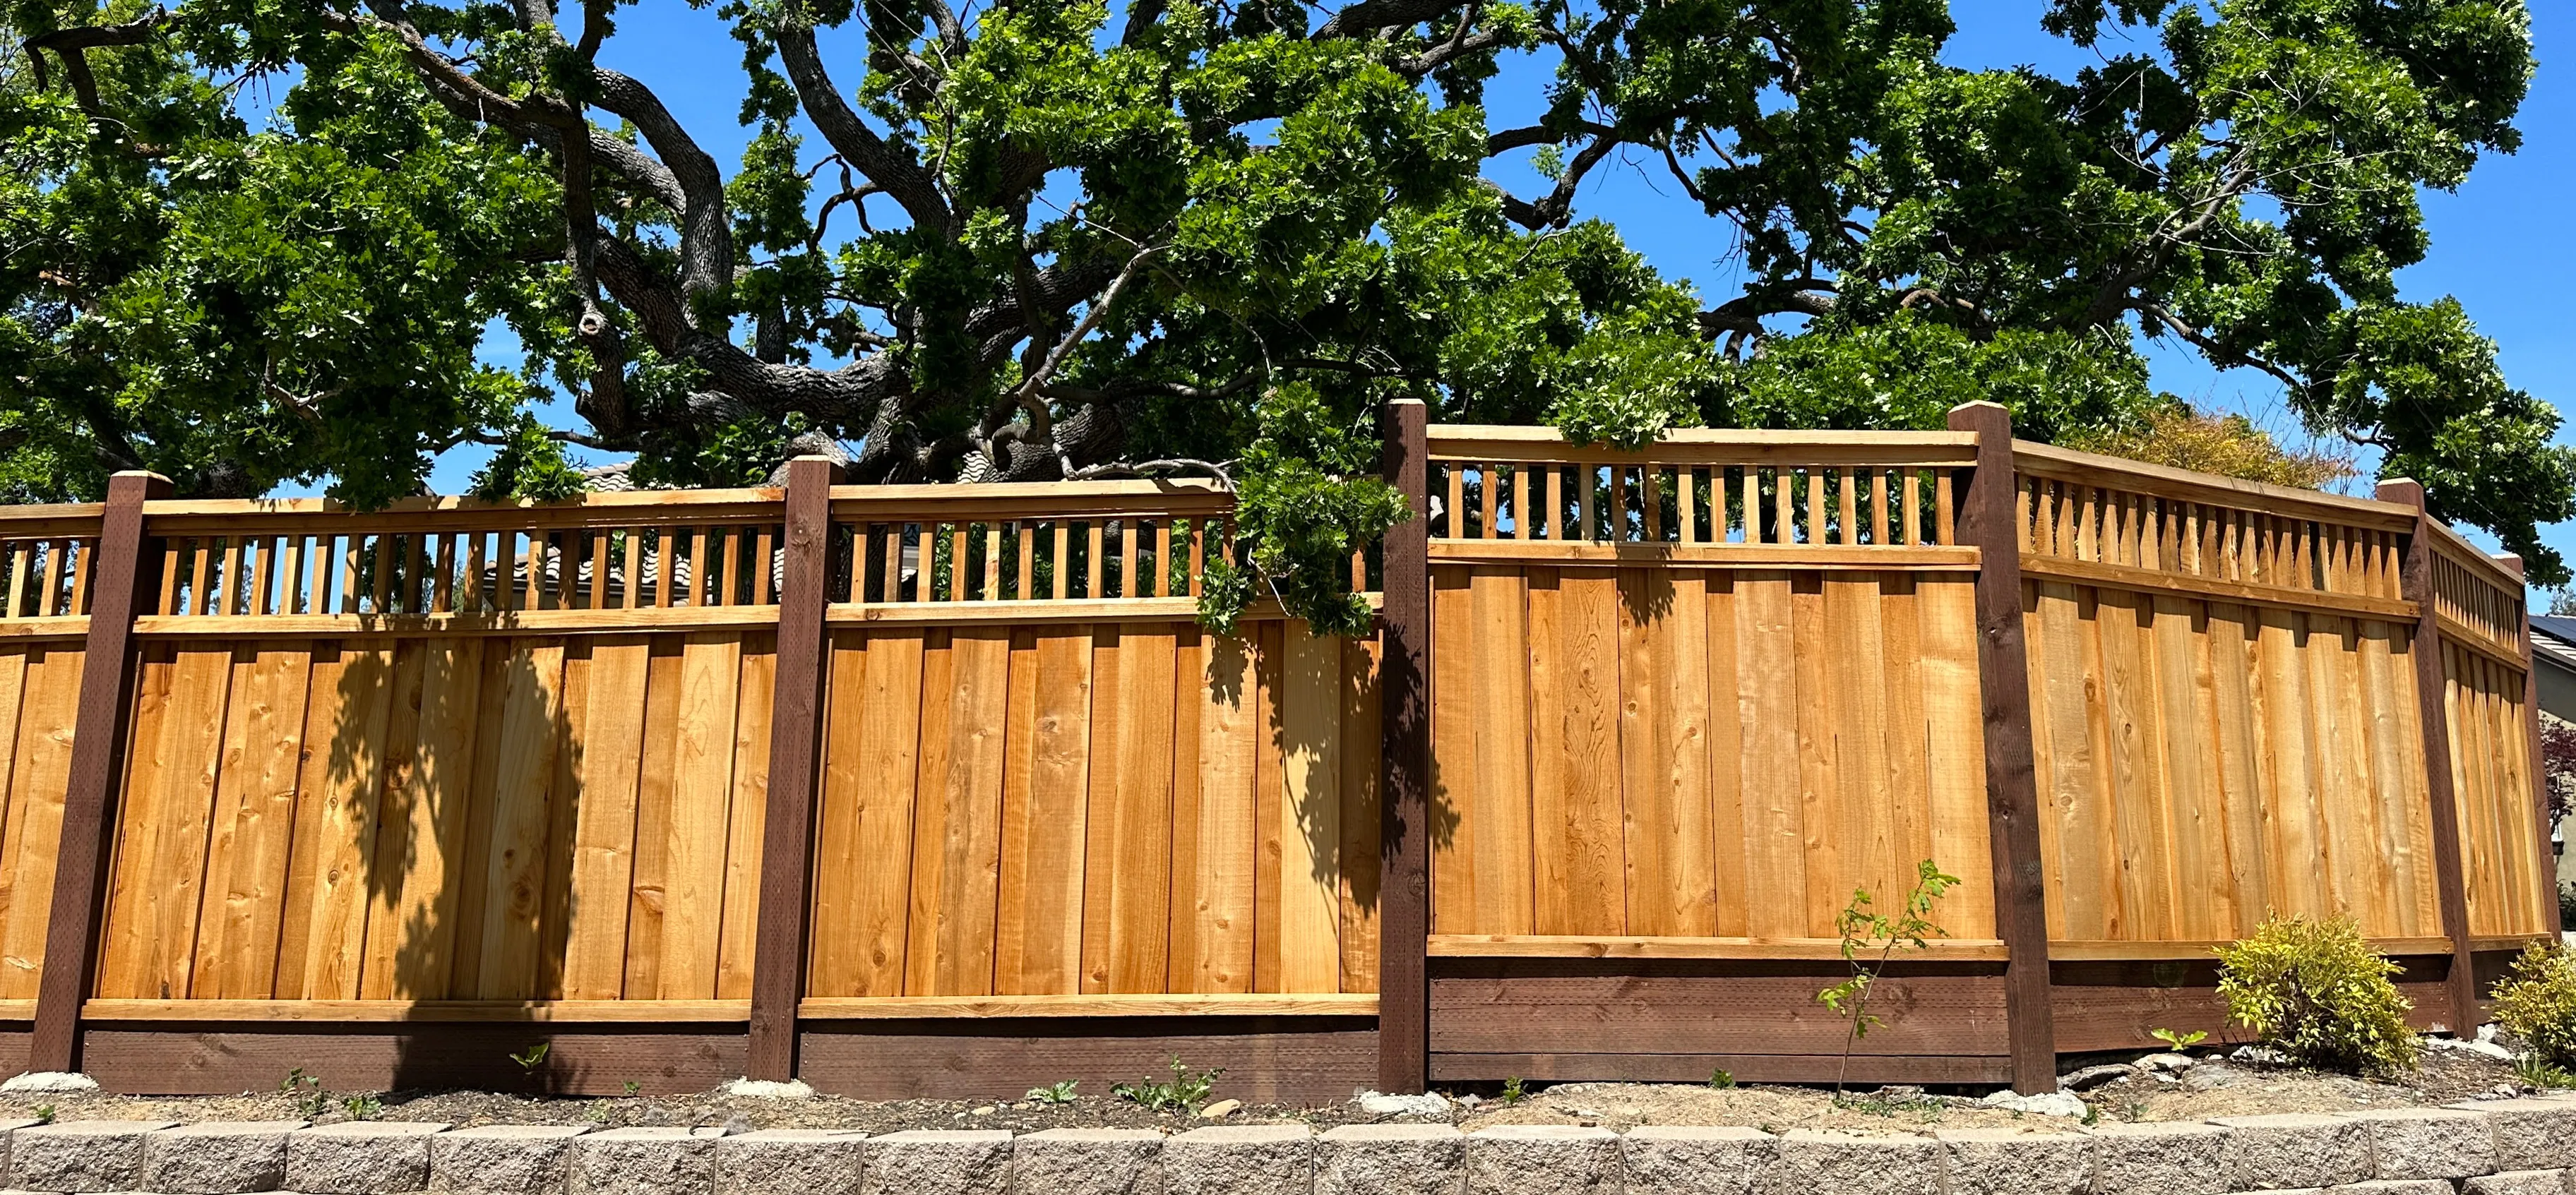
[2214,915,2420,1079]
[2493,941,2576,1069]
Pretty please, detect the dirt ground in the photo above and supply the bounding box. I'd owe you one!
[0,1041,2549,1136]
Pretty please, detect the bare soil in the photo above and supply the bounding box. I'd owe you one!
[0,1043,2548,1137]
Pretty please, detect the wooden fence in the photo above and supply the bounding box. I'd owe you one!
[0,401,2554,1098]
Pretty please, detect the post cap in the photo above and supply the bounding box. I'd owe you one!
[2374,477,2426,508]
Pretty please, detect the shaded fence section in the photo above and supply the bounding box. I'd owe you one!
[0,404,2555,1099]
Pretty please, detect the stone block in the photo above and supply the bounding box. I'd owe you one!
[1466,1125,1621,1195]
[285,1122,450,1195]
[2464,1170,2570,1195]
[2339,1108,2493,1179]
[2326,1182,2451,1195]
[1621,1126,1774,1195]
[2209,1115,2371,1191]
[431,1124,591,1195]
[1014,1129,1162,1195]
[1163,1126,1309,1195]
[712,1129,865,1195]
[2450,1100,2576,1170]
[862,1130,1011,1195]
[571,1127,724,1195]
[8,1120,177,1194]
[2087,1121,2231,1195]
[1936,1129,2089,1195]
[1760,1129,1940,1195]
[1316,1124,1463,1195]
[142,1121,306,1194]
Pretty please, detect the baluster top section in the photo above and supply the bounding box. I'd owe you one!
[0,504,107,630]
[1422,424,1981,565]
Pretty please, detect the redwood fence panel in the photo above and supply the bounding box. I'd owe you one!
[0,403,2554,1097]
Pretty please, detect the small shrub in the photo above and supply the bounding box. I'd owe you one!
[509,1043,551,1074]
[2150,1028,2208,1052]
[341,1093,382,1120]
[2492,940,2576,1070]
[1707,1068,1734,1089]
[1111,1057,1220,1113]
[1818,858,1960,1095]
[2512,1053,2576,1090]
[32,1104,54,1124]
[622,1081,642,1098]
[281,1069,332,1119]
[2214,915,2419,1079]
[1025,1081,1080,1105]
[1499,1076,1526,1105]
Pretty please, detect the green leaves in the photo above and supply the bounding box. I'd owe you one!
[2214,915,2421,1079]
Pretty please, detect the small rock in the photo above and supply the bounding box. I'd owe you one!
[1197,1099,1242,1119]
[721,1078,816,1100]
[1355,1091,1452,1117]
[970,1106,996,1117]
[1455,1095,1483,1108]
[0,1071,99,1093]
[2058,1064,2130,1091]
[2231,1045,2287,1065]
[2137,1052,2195,1073]
[1976,1090,2089,1117]
[2429,1035,2517,1062]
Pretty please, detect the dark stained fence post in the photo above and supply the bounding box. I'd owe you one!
[2379,478,2483,1031]
[30,471,169,1075]
[748,456,843,1081]
[1943,402,2057,1094]
[1377,398,1431,1095]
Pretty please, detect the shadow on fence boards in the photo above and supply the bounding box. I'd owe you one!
[0,401,2554,1100]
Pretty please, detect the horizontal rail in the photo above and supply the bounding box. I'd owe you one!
[1428,425,1980,467]
[828,479,1232,522]
[141,488,785,534]
[2045,937,2500,961]
[2438,613,2530,671]
[1430,542,1979,570]
[2012,441,2416,532]
[1426,935,2010,961]
[797,994,1379,1019]
[0,504,105,537]
[2423,517,2527,592]
[0,616,87,639]
[81,999,751,1023]
[2020,555,2417,620]
[825,596,1370,626]
[131,606,782,637]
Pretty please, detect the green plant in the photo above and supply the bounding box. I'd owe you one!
[281,1069,333,1119]
[1817,859,1960,1094]
[509,1043,551,1074]
[2512,1053,2576,1090]
[1707,1069,1734,1090]
[2214,915,2421,1079]
[32,1104,54,1124]
[1500,1077,1526,1106]
[1111,1057,1222,1114]
[1025,1081,1080,1106]
[2150,1028,2210,1052]
[2493,941,2576,1070]
[623,1081,642,1098]
[341,1094,382,1120]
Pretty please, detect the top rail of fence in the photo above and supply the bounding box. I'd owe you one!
[2423,517,2527,663]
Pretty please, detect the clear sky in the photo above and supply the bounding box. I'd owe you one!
[422,1,2576,593]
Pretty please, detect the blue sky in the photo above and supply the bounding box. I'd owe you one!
[421,1,2576,592]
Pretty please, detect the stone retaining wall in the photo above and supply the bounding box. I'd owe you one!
[0,1093,2570,1195]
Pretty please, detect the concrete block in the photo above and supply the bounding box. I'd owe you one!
[2450,1100,2576,1170]
[571,1127,724,1195]
[1467,1126,1621,1195]
[1621,1126,1775,1195]
[0,1123,40,1189]
[2209,1115,2371,1191]
[1316,1124,1463,1195]
[1760,1129,1940,1195]
[142,1121,306,1194]
[2326,1182,2452,1195]
[1015,1129,1162,1195]
[2339,1107,2494,1179]
[431,1124,591,1195]
[2464,1171,2570,1195]
[712,1129,865,1195]
[285,1121,450,1195]
[1936,1129,2090,1195]
[862,1130,1012,1195]
[2087,1121,2231,1195]
[8,1120,177,1194]
[1164,1126,1309,1195]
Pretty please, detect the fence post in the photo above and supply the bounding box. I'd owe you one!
[2379,478,2483,1030]
[2502,557,2565,936]
[30,471,169,1075]
[1377,398,1431,1095]
[1943,402,2056,1093]
[747,455,842,1082]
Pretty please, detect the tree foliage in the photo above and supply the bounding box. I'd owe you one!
[4,0,2568,629]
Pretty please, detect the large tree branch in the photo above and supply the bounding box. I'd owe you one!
[25,10,178,152]
[592,68,732,304]
[1313,0,1462,40]
[773,0,953,235]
